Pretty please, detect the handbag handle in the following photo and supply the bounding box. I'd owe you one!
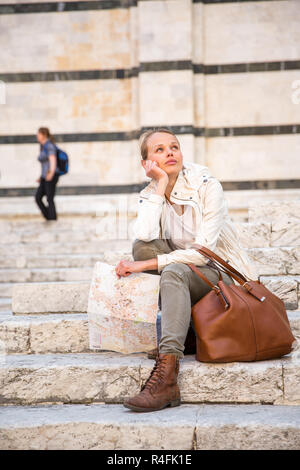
[195,246,250,283]
[188,263,230,309]
[188,247,266,305]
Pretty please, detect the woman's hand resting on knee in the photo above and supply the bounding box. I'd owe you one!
[115,258,158,279]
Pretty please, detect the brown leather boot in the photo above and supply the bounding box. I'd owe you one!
[123,353,181,412]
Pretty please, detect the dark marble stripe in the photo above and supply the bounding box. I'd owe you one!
[194,0,283,3]
[195,0,282,5]
[0,1,137,15]
[1,124,299,145]
[0,131,139,145]
[0,183,147,197]
[1,60,299,84]
[205,124,300,137]
[0,68,140,83]
[199,60,300,74]
[221,179,300,191]
[140,61,193,73]
[0,0,284,15]
[1,178,299,198]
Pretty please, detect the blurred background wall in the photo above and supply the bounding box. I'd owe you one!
[0,0,299,196]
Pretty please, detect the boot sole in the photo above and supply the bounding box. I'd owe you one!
[123,398,181,412]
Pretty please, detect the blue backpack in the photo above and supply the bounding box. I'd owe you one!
[55,146,69,176]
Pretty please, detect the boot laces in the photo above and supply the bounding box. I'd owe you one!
[141,355,168,394]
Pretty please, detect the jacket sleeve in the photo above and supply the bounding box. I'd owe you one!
[156,178,227,273]
[131,193,164,241]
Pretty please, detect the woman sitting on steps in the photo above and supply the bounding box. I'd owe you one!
[115,128,256,413]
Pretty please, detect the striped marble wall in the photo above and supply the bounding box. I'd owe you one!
[0,0,299,192]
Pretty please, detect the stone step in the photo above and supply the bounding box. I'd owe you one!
[0,298,11,312]
[1,403,300,450]
[0,240,132,256]
[1,310,299,356]
[237,221,300,248]
[11,274,300,316]
[0,221,136,244]
[248,200,300,224]
[1,311,299,356]
[12,282,90,315]
[1,243,299,276]
[0,353,299,406]
[0,195,139,219]
[259,275,300,310]
[0,219,274,248]
[0,267,94,283]
[0,218,298,249]
[0,313,89,354]
[0,215,135,234]
[248,247,300,276]
[229,190,300,221]
[0,284,14,298]
[0,251,132,270]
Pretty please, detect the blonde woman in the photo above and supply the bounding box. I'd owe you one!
[115,128,256,412]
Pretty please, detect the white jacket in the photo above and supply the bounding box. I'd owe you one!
[132,161,258,281]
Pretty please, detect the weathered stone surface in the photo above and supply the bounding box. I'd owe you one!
[139,0,192,62]
[289,312,300,356]
[235,222,271,248]
[12,282,90,315]
[259,276,298,310]
[0,353,299,406]
[0,252,131,269]
[215,190,300,222]
[281,356,300,405]
[206,135,300,185]
[271,220,300,247]
[0,404,299,450]
[247,247,300,276]
[0,353,142,405]
[0,267,93,283]
[0,298,11,312]
[0,403,196,450]
[30,315,89,354]
[88,262,160,353]
[0,195,139,217]
[0,314,89,354]
[0,283,13,298]
[0,320,29,356]
[286,248,300,275]
[1,311,299,355]
[194,404,300,450]
[249,201,300,224]
[0,241,132,256]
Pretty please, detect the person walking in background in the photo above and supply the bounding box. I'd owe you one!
[35,127,60,221]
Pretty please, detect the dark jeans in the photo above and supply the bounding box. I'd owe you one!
[35,173,59,220]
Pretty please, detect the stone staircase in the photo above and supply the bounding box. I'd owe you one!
[0,195,299,449]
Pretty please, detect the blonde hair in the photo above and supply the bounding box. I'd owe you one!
[139,128,178,160]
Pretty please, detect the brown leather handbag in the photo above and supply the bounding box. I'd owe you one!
[188,246,296,363]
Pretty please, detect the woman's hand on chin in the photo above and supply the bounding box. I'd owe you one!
[144,160,168,183]
[115,259,145,279]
